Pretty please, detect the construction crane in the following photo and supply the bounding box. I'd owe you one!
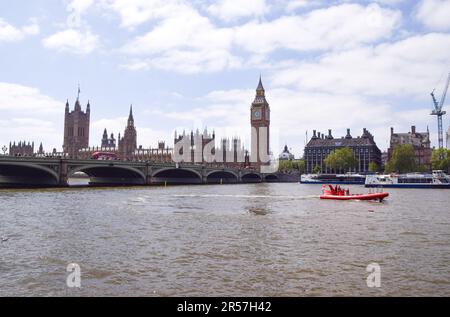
[431,72,450,149]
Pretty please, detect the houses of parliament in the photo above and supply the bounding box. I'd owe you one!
[61,78,272,167]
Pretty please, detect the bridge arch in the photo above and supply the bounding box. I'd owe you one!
[0,162,59,186]
[206,170,238,184]
[264,174,279,182]
[241,172,262,183]
[152,168,202,184]
[70,164,146,185]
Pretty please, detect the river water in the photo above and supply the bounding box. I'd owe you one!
[0,183,449,297]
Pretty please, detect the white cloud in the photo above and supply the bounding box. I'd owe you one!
[270,33,450,99]
[284,0,322,12]
[0,18,40,42]
[120,3,239,73]
[68,0,95,14]
[66,0,95,28]
[42,29,99,54]
[207,0,268,22]
[100,0,189,29]
[120,2,401,74]
[42,0,99,54]
[234,3,401,54]
[0,82,61,112]
[372,0,405,4]
[416,0,450,31]
[121,49,242,74]
[0,82,63,151]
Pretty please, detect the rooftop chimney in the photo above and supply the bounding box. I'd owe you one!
[345,129,352,139]
[391,127,394,135]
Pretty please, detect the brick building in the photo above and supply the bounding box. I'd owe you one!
[304,128,382,174]
[388,126,432,170]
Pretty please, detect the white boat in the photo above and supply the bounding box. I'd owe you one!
[300,173,366,185]
[365,170,450,189]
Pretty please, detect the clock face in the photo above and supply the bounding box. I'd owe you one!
[254,110,261,118]
[266,110,270,120]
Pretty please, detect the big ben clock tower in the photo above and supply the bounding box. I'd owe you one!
[251,76,270,167]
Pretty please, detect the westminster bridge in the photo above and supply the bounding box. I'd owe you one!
[0,156,285,187]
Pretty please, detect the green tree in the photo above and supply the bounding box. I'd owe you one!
[297,160,305,174]
[368,161,379,173]
[278,160,292,172]
[431,148,450,173]
[278,159,306,174]
[324,147,357,173]
[385,144,416,173]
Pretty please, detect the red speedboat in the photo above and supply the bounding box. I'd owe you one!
[320,185,389,202]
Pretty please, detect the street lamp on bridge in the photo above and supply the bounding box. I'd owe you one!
[2,145,7,155]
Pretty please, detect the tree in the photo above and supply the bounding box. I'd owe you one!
[368,161,379,173]
[431,148,450,173]
[278,159,306,174]
[297,160,305,174]
[324,147,358,173]
[385,144,416,173]
[278,160,293,172]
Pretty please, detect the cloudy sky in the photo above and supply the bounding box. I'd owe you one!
[1,0,450,156]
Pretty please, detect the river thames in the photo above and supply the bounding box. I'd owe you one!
[0,182,449,296]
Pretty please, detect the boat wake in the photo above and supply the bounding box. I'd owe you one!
[170,194,320,200]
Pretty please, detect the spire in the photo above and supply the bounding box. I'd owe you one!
[256,75,265,97]
[253,75,268,104]
[127,104,134,126]
[65,99,69,112]
[74,85,81,111]
[257,74,264,92]
[86,100,90,112]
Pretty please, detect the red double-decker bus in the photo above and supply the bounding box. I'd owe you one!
[91,152,118,160]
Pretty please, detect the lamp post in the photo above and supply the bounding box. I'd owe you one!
[2,145,7,156]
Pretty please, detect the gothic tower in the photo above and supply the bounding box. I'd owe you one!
[118,105,137,160]
[250,76,270,167]
[63,87,90,158]
[101,129,109,148]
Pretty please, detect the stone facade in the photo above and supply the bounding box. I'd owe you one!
[250,77,270,168]
[388,126,432,170]
[279,145,295,161]
[9,141,34,156]
[218,137,248,167]
[63,90,90,159]
[304,128,382,174]
[118,106,137,161]
[101,129,116,149]
[174,128,215,164]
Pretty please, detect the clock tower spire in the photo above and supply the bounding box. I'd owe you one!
[251,76,270,169]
